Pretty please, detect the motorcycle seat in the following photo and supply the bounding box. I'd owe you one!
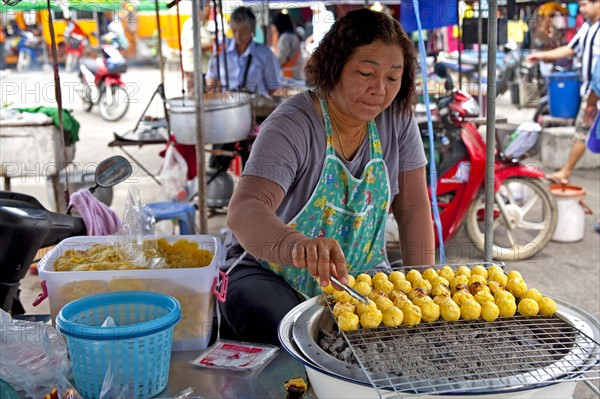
[80,58,99,74]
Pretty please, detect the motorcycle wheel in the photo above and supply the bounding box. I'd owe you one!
[98,85,129,122]
[65,53,78,73]
[80,77,94,112]
[465,177,558,261]
[17,51,30,72]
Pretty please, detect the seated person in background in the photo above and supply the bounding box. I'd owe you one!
[206,6,281,96]
[270,12,304,80]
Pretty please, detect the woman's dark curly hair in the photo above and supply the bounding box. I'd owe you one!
[305,9,416,115]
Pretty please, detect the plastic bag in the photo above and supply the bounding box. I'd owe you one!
[0,309,80,399]
[504,121,542,159]
[160,143,188,201]
[586,113,600,153]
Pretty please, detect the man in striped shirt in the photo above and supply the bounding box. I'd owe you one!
[527,0,600,185]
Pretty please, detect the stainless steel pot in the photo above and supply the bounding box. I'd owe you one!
[279,297,599,399]
[168,94,253,145]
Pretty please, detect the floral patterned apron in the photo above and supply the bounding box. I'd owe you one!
[259,98,391,297]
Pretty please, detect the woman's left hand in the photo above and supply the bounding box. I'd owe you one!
[291,238,347,288]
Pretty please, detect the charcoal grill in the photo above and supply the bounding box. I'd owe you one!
[280,296,600,398]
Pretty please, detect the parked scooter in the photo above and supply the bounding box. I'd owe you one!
[390,89,558,261]
[78,44,130,121]
[16,29,45,72]
[0,156,132,315]
[64,32,88,73]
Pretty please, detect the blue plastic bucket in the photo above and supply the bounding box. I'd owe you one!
[548,72,581,118]
[56,291,181,399]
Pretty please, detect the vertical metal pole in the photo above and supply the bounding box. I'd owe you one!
[154,0,165,85]
[484,0,498,262]
[458,4,463,90]
[193,0,208,233]
[477,0,483,116]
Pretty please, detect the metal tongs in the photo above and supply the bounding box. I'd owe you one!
[329,275,370,304]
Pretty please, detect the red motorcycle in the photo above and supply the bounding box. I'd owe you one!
[64,32,88,72]
[389,90,557,261]
[78,45,130,122]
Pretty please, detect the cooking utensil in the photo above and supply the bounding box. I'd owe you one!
[330,275,369,304]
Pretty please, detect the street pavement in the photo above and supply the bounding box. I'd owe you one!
[3,65,599,397]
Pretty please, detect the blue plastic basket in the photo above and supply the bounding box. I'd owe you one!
[56,291,181,399]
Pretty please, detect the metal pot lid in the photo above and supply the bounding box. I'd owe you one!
[291,297,600,396]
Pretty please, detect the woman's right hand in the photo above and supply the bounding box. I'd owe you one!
[292,238,347,288]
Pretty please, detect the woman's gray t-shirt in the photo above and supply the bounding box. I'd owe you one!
[242,91,428,224]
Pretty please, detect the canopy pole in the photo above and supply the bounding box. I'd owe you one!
[155,0,165,84]
[477,0,483,116]
[192,0,208,233]
[484,0,498,263]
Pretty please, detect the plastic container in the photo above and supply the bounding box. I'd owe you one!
[38,235,224,351]
[56,291,181,399]
[549,185,587,242]
[548,72,581,118]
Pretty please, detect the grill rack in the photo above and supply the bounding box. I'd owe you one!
[313,263,600,397]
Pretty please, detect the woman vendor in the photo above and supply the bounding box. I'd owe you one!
[221,9,435,345]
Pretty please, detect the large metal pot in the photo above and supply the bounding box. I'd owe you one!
[168,94,253,145]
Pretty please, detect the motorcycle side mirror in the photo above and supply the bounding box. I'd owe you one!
[92,155,132,192]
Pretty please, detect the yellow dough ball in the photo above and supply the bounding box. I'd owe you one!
[321,281,335,295]
[346,274,356,288]
[412,295,433,307]
[451,275,469,290]
[487,265,503,276]
[455,265,471,278]
[388,271,405,285]
[354,281,373,297]
[461,299,482,320]
[338,312,360,331]
[405,269,423,285]
[469,281,486,296]
[506,278,528,298]
[371,272,389,286]
[333,290,353,303]
[431,283,451,297]
[394,279,413,295]
[433,293,451,306]
[356,300,378,315]
[356,273,372,287]
[487,281,505,295]
[440,298,461,321]
[468,274,487,287]
[518,298,539,317]
[374,279,395,295]
[431,276,450,288]
[452,284,470,297]
[495,290,516,303]
[521,288,543,302]
[382,306,404,327]
[333,301,356,317]
[360,308,383,329]
[402,304,422,326]
[497,299,517,317]
[420,301,441,322]
[412,278,432,293]
[367,290,384,302]
[488,271,508,286]
[388,290,406,303]
[422,268,439,283]
[393,295,412,310]
[538,297,557,316]
[452,291,474,307]
[438,265,455,283]
[474,291,495,305]
[376,296,395,312]
[506,270,523,281]
[481,302,500,322]
[409,288,429,301]
[471,265,488,279]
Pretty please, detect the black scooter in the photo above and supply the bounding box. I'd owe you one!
[0,156,132,314]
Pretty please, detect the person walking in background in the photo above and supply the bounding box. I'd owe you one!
[305,2,335,54]
[588,55,600,232]
[181,4,213,96]
[526,0,600,185]
[0,21,6,73]
[270,12,304,79]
